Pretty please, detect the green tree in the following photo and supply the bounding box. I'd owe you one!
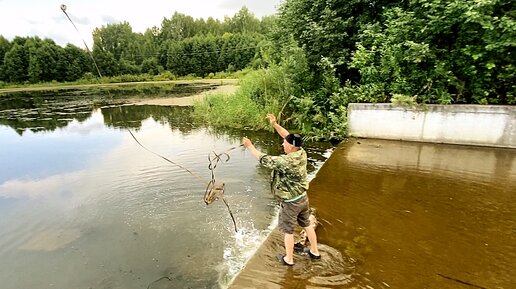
[166,40,187,76]
[278,0,406,83]
[141,57,161,75]
[92,22,141,77]
[206,17,225,35]
[60,44,90,81]
[0,36,12,81]
[351,0,515,104]
[227,7,261,34]
[27,39,60,83]
[3,43,28,83]
[92,48,118,77]
[159,12,196,42]
[141,27,160,70]
[259,15,278,35]
[92,22,137,62]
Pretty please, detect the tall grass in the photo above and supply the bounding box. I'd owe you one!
[193,66,294,130]
[193,91,267,129]
[193,55,349,141]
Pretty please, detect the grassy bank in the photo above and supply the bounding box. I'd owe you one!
[0,70,249,93]
[192,68,293,131]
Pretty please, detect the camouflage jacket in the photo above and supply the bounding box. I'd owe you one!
[259,148,308,201]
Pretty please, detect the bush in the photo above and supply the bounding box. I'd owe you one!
[193,91,266,129]
[350,1,515,104]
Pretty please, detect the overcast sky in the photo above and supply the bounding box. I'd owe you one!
[0,0,282,47]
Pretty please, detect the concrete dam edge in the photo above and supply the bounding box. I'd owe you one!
[347,103,516,149]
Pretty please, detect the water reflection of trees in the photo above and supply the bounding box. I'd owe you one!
[0,83,219,135]
[101,105,196,133]
[0,92,94,135]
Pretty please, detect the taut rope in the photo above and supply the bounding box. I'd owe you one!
[61,3,239,233]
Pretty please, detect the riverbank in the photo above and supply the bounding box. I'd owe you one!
[0,78,238,94]
[129,83,238,106]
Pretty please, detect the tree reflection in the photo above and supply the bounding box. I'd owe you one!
[101,105,196,133]
[0,92,95,135]
[0,83,218,135]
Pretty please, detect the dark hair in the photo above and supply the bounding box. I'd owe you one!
[285,133,303,147]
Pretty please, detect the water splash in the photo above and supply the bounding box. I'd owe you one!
[218,208,279,288]
[217,148,334,288]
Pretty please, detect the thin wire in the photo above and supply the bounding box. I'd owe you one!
[118,43,271,58]
[61,4,241,233]
[205,145,244,233]
[60,4,103,79]
[222,197,238,232]
[127,129,206,182]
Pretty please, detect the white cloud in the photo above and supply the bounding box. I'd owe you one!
[0,171,82,200]
[0,0,280,48]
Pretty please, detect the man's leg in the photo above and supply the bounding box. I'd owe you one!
[303,225,320,256]
[284,233,295,264]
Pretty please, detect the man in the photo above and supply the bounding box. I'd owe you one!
[242,113,320,266]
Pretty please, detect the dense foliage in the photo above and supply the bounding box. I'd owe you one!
[0,7,266,85]
[278,0,515,106]
[274,0,514,139]
[196,0,514,140]
[1,1,514,140]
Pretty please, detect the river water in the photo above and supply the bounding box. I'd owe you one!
[306,139,516,289]
[0,90,332,289]
[2,89,515,289]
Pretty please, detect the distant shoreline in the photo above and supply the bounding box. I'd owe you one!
[128,83,238,106]
[0,79,238,94]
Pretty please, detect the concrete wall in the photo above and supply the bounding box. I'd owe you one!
[348,104,516,148]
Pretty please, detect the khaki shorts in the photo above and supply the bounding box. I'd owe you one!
[278,196,311,234]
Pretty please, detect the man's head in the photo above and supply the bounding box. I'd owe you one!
[283,133,303,153]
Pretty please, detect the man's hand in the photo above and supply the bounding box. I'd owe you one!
[242,137,253,148]
[266,113,277,125]
[242,137,264,160]
[267,113,289,138]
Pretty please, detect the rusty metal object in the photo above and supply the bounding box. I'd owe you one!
[203,181,225,205]
[203,180,238,232]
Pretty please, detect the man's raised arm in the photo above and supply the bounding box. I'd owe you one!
[266,113,289,138]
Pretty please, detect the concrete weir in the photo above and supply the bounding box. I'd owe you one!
[228,139,515,289]
[348,104,516,148]
[228,104,515,289]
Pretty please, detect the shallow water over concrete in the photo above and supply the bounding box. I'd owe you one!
[230,138,516,289]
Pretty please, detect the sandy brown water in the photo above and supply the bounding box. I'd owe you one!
[230,138,516,289]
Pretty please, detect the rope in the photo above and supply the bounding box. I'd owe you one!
[128,128,240,232]
[203,145,243,232]
[127,128,205,182]
[61,3,241,234]
[60,4,103,79]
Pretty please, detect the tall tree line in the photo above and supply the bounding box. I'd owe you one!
[276,0,515,105]
[220,0,514,141]
[0,7,270,84]
[1,1,513,108]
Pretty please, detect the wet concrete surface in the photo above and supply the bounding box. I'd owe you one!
[229,138,516,289]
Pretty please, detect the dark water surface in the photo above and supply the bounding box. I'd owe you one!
[0,91,332,289]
